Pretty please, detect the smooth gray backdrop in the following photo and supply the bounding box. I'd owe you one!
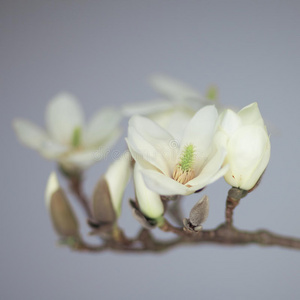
[1,1,300,299]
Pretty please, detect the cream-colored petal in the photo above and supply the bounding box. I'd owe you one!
[122,99,173,116]
[217,109,242,137]
[224,125,270,189]
[187,147,227,190]
[13,119,68,158]
[150,74,202,102]
[38,139,69,159]
[152,108,193,141]
[45,172,60,208]
[128,116,177,175]
[134,164,164,219]
[61,149,97,170]
[105,151,132,216]
[238,102,264,127]
[45,93,84,145]
[141,169,191,196]
[179,105,218,165]
[13,119,48,149]
[84,108,121,147]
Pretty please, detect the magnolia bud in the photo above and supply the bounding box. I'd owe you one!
[129,200,156,230]
[91,177,116,225]
[89,152,132,228]
[183,195,209,232]
[45,173,79,238]
[216,102,271,191]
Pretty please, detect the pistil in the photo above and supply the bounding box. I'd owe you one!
[173,144,195,185]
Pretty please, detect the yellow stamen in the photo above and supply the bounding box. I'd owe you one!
[173,165,195,185]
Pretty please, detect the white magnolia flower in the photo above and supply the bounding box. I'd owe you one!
[134,163,164,219]
[216,102,271,190]
[127,105,228,196]
[122,75,217,140]
[13,93,121,172]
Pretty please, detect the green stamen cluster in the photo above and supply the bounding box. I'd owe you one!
[179,144,195,171]
[72,127,81,148]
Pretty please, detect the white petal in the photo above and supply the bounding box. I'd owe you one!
[240,135,270,190]
[141,169,191,196]
[150,74,202,101]
[45,93,84,145]
[84,108,121,147]
[38,139,69,159]
[45,172,60,208]
[128,115,177,175]
[61,150,96,170]
[152,108,193,141]
[224,125,270,189]
[122,99,173,116]
[187,147,227,189]
[125,138,158,171]
[134,164,164,219]
[13,119,48,149]
[13,119,68,158]
[217,109,242,137]
[238,102,264,127]
[179,106,218,163]
[105,151,132,216]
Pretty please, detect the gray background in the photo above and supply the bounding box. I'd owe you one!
[1,1,300,299]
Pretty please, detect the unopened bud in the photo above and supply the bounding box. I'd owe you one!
[129,200,156,230]
[45,173,79,238]
[90,177,116,226]
[183,195,209,232]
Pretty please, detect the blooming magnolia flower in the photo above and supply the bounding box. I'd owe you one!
[216,102,271,190]
[123,75,217,140]
[126,105,228,196]
[134,163,164,219]
[13,93,121,172]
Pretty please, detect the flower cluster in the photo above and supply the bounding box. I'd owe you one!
[14,75,270,233]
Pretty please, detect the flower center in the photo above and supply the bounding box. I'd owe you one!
[173,144,195,185]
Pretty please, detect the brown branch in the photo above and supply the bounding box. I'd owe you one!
[63,177,300,253]
[68,175,93,219]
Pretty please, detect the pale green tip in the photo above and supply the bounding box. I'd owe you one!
[72,127,81,147]
[179,144,195,171]
[206,85,218,101]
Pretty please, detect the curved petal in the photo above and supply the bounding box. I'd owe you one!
[84,108,121,147]
[105,151,132,216]
[128,115,177,175]
[217,109,242,137]
[125,138,158,171]
[45,93,84,145]
[152,108,193,141]
[38,139,69,159]
[224,125,270,189]
[150,74,202,101]
[141,169,191,196]
[187,147,227,190]
[122,99,173,116]
[60,149,97,170]
[13,119,68,158]
[134,164,164,219]
[13,119,48,149]
[45,172,60,208]
[179,105,218,165]
[238,102,264,127]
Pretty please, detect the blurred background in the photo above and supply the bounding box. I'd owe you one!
[1,1,300,299]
